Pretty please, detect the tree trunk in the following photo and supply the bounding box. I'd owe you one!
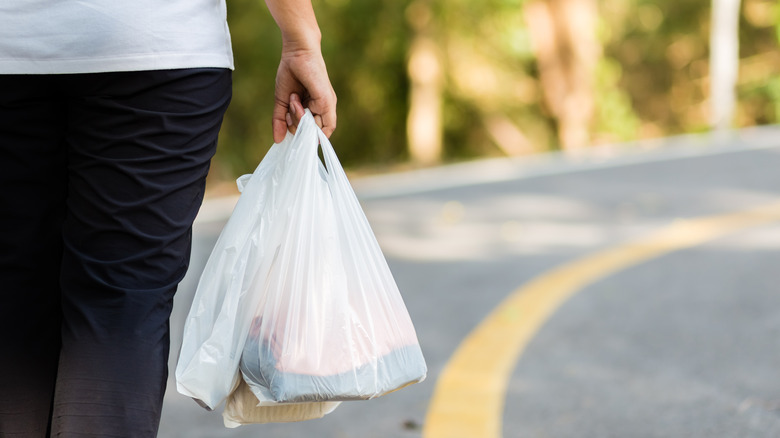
[524,0,600,151]
[406,0,444,165]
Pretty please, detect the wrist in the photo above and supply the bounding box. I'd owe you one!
[281,28,322,53]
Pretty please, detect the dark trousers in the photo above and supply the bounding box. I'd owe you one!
[0,68,232,437]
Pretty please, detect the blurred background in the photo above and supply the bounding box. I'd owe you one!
[207,0,780,186]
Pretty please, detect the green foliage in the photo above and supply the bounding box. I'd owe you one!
[594,58,640,142]
[602,0,710,135]
[314,0,412,166]
[768,77,780,121]
[435,0,546,156]
[602,0,780,136]
[213,0,281,179]
[214,0,412,180]
[736,0,780,127]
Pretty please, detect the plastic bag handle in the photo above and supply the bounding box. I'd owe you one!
[297,109,348,186]
[316,125,347,185]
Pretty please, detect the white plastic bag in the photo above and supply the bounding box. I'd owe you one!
[175,110,426,424]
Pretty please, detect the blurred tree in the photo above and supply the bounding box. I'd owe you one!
[736,0,780,126]
[210,0,280,182]
[213,0,413,181]
[406,0,445,165]
[208,0,780,186]
[435,0,549,156]
[601,0,779,137]
[601,0,711,135]
[525,0,600,151]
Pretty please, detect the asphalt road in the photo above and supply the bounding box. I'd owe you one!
[158,127,780,438]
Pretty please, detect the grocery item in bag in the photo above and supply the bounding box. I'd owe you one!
[236,110,426,405]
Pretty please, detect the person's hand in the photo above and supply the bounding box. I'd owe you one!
[272,46,337,143]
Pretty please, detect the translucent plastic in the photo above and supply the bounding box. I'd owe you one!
[175,110,426,425]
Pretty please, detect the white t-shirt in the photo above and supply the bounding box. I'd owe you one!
[0,0,234,74]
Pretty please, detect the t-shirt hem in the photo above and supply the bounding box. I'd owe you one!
[0,53,235,74]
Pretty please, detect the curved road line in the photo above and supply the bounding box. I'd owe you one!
[423,201,780,438]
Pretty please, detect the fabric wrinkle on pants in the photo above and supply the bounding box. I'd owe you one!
[0,68,232,438]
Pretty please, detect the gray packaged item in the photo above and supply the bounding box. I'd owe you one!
[240,318,426,403]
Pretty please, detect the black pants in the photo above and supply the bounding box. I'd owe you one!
[0,68,232,437]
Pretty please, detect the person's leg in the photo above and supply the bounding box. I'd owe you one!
[50,68,231,437]
[0,75,68,438]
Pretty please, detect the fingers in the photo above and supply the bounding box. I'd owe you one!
[271,93,305,142]
[304,99,336,138]
[285,93,304,136]
[306,88,337,138]
[272,118,288,144]
[272,95,291,144]
[290,93,305,122]
[320,107,336,138]
[283,92,335,139]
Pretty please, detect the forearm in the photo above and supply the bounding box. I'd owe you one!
[264,0,322,51]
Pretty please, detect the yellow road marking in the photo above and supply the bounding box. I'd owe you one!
[423,201,780,438]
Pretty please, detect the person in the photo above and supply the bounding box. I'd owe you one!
[0,0,336,436]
